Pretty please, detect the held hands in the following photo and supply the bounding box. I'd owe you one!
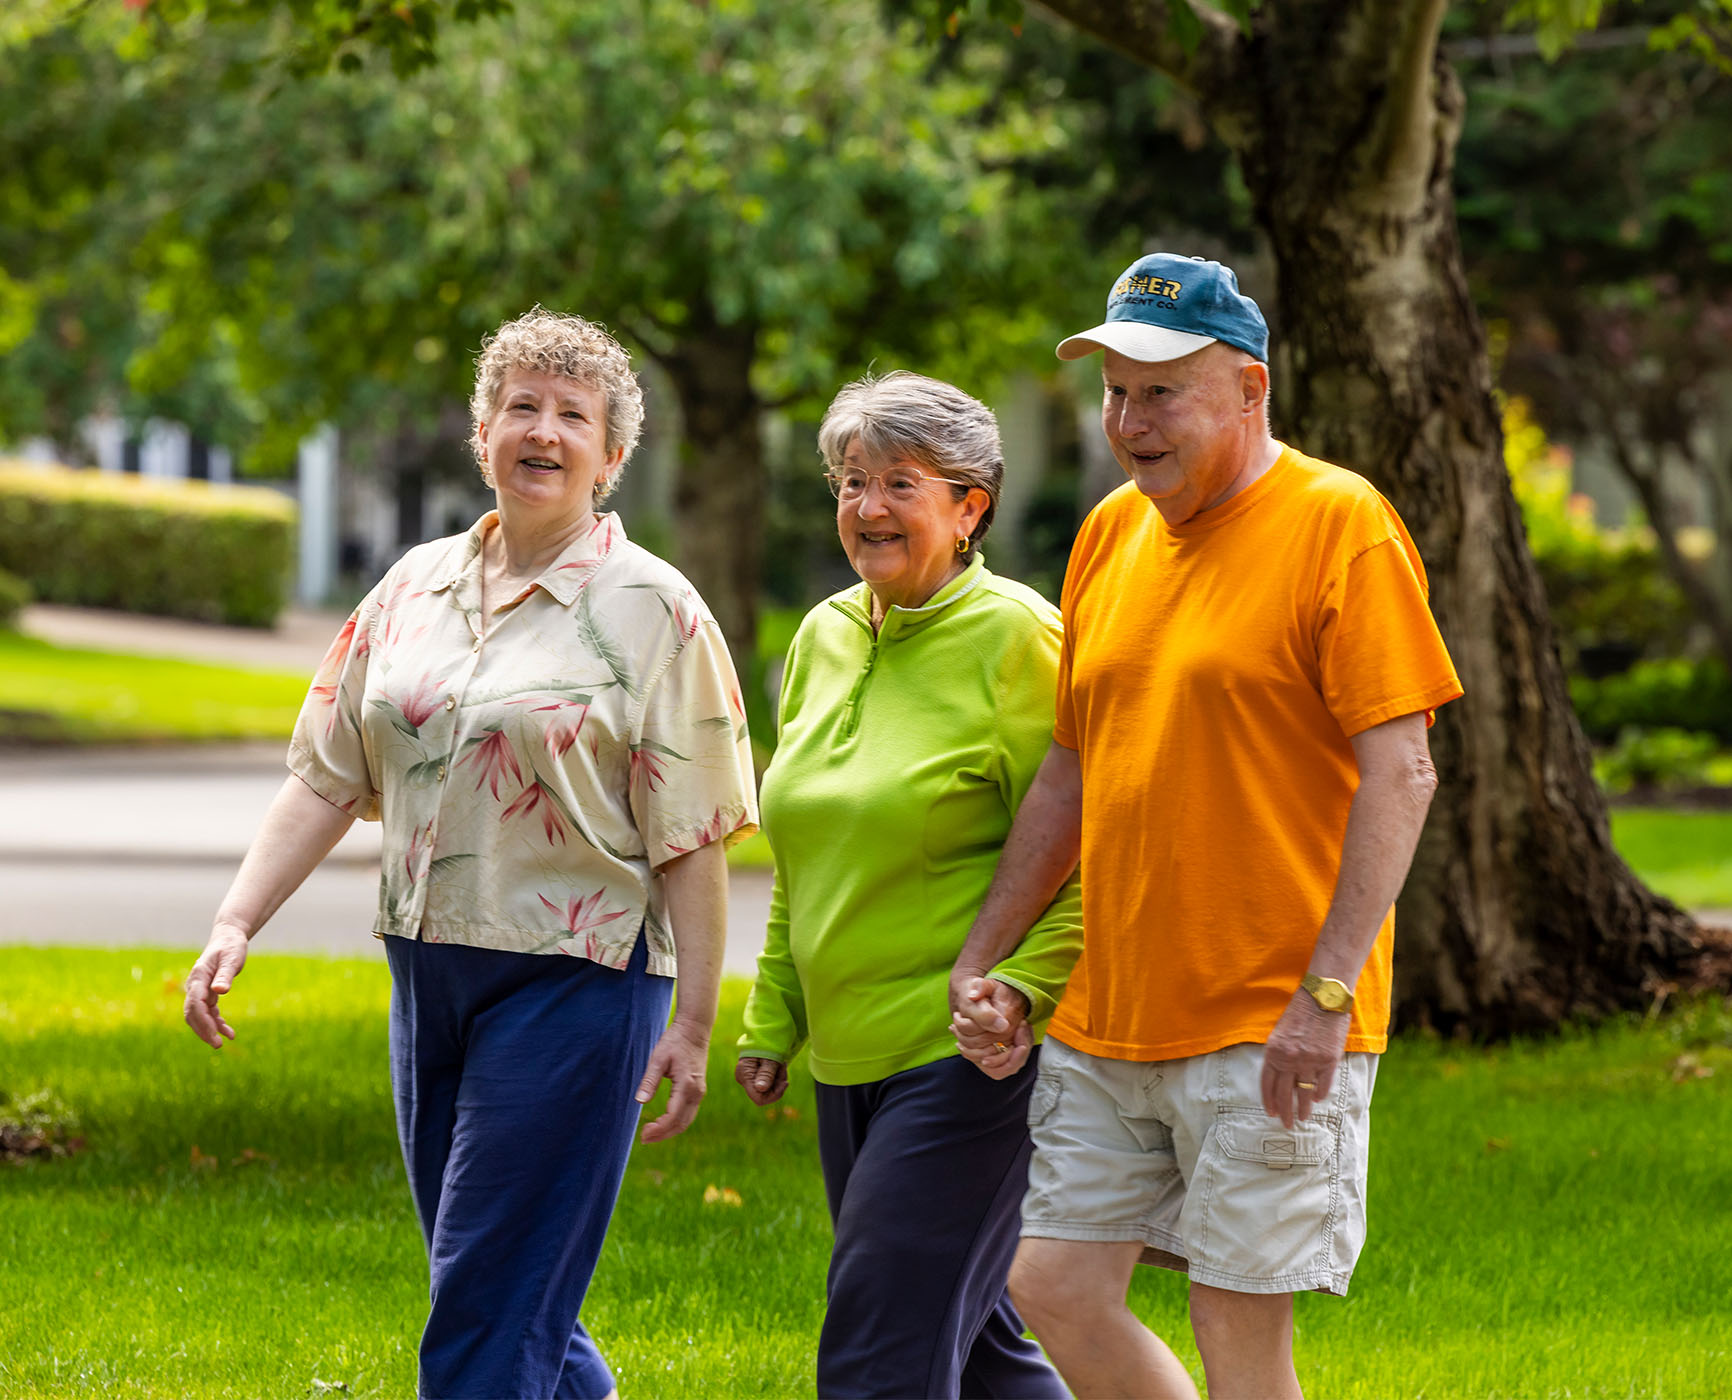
[635,1019,710,1144]
[183,925,250,1049]
[734,1056,790,1107]
[1260,986,1352,1129]
[949,972,1032,1080]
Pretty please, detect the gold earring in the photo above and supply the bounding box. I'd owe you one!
[955,536,969,556]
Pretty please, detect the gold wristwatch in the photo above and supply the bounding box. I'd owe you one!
[1300,973,1354,1014]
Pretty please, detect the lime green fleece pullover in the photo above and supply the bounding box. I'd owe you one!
[737,555,1084,1086]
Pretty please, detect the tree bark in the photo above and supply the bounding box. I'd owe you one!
[655,312,765,672]
[1038,0,1705,1034]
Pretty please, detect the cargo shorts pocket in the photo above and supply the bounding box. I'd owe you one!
[1027,1073,1062,1130]
[1191,1107,1343,1284]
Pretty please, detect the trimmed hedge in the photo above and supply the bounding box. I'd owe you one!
[0,567,28,629]
[1571,656,1732,746]
[0,462,296,628]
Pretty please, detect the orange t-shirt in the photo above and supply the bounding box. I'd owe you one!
[1050,445,1463,1060]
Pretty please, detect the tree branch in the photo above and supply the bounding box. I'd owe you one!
[1031,0,1246,105]
[1363,0,1450,213]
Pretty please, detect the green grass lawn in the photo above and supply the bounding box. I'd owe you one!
[1609,807,1732,908]
[3,950,1730,1398]
[0,632,308,744]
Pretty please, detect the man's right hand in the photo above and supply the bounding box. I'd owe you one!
[735,1056,789,1106]
[183,925,250,1048]
[949,974,1032,1080]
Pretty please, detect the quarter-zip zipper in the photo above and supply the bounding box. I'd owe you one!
[832,601,881,741]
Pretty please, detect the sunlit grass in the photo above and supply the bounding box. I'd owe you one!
[1610,807,1732,908]
[3,949,1730,1397]
[0,632,307,744]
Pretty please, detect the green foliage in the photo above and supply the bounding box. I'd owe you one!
[4,0,514,76]
[1594,725,1720,793]
[4,951,1732,1395]
[1504,399,1693,666]
[0,462,294,627]
[0,2,1104,493]
[0,565,29,629]
[1571,655,1732,742]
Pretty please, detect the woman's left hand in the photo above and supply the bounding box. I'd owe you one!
[635,1019,710,1143]
[950,976,1034,1079]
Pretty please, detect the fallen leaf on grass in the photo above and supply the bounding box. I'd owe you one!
[1670,1053,1716,1082]
[231,1148,275,1167]
[1485,1137,1511,1154]
[702,1184,743,1207]
[189,1144,219,1172]
[310,1380,350,1395]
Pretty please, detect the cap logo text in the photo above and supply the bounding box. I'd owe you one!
[1113,275,1183,299]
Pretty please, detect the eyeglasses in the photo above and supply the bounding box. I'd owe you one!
[825,464,942,501]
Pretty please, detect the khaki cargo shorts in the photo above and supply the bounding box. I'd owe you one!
[1021,1036,1377,1296]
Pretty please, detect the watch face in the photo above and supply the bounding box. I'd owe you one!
[1305,976,1351,1012]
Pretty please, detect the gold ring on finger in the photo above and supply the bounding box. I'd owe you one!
[1296,1080,1316,1090]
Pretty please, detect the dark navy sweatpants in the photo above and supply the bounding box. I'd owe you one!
[386,933,672,1400]
[815,1051,1070,1400]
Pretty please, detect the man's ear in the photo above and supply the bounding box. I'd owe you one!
[1240,360,1270,418]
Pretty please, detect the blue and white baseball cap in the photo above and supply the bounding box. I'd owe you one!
[1057,252,1268,364]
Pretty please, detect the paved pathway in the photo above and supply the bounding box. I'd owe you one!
[0,747,772,974]
[21,602,345,675]
[5,609,772,972]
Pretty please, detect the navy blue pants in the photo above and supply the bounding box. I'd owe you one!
[386,933,671,1400]
[815,1051,1069,1400]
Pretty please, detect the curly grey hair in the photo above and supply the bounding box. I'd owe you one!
[816,371,1003,555]
[469,308,645,502]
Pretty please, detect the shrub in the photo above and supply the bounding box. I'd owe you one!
[1594,726,1719,795]
[1570,656,1732,744]
[1504,400,1693,669]
[0,566,29,629]
[0,461,295,627]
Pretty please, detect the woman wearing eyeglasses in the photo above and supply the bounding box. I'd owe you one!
[735,371,1080,1398]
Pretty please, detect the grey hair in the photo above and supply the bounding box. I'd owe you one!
[469,307,645,502]
[817,371,1003,554]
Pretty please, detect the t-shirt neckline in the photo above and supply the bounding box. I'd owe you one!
[1160,443,1294,538]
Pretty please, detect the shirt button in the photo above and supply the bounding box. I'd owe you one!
[444,695,456,711]
[471,639,481,652]
[436,764,447,780]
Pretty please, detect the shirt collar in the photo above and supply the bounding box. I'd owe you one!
[427,511,628,606]
[831,552,989,639]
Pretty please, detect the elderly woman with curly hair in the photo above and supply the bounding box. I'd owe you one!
[736,371,1081,1399]
[183,308,758,1400]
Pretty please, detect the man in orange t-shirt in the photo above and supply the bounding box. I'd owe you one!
[949,253,1461,1400]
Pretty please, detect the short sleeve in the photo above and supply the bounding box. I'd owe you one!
[287,604,382,820]
[632,619,760,865]
[1316,519,1463,738]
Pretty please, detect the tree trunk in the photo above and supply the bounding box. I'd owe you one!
[1037,0,1705,1034]
[655,313,765,672]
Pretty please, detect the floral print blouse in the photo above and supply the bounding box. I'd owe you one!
[288,510,758,976]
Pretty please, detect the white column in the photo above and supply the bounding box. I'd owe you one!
[208,446,234,485]
[83,415,126,474]
[297,424,339,607]
[140,420,190,478]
